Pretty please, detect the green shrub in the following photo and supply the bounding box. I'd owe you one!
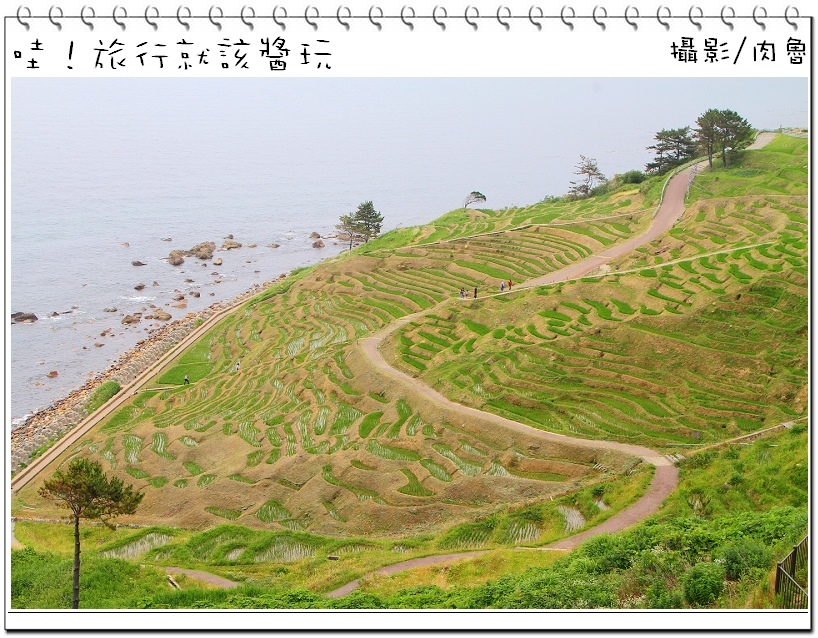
[718,541,771,580]
[85,381,121,414]
[683,562,725,606]
[618,170,647,184]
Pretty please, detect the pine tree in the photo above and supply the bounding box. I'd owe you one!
[39,458,143,608]
[646,127,696,174]
[336,213,366,249]
[568,156,607,198]
[352,200,384,242]
[463,191,486,208]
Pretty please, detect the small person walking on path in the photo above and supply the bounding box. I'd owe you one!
[507,279,513,290]
[183,374,190,385]
[500,281,505,292]
[474,287,478,298]
[235,361,240,372]
[460,287,465,299]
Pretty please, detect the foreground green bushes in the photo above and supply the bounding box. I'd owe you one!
[14,506,800,609]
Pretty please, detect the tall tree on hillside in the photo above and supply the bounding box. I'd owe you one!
[693,110,722,171]
[39,458,143,609]
[716,110,754,167]
[694,109,754,170]
[646,127,696,174]
[569,156,607,198]
[463,191,486,209]
[353,200,384,242]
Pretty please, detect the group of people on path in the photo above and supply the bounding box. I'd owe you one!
[458,280,513,299]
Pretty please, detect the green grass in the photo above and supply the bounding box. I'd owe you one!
[85,381,121,414]
[12,134,806,605]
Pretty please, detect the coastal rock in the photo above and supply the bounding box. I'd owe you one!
[103,307,118,313]
[184,278,194,283]
[190,291,201,298]
[121,242,130,247]
[154,310,172,321]
[190,242,216,260]
[248,243,257,248]
[122,314,141,325]
[309,232,321,239]
[131,260,147,266]
[221,239,242,251]
[312,240,325,248]
[11,312,38,324]
[213,258,223,266]
[153,281,160,286]
[225,234,234,240]
[94,342,104,348]
[168,250,186,266]
[134,283,146,291]
[48,312,60,317]
[267,243,280,248]
[172,293,185,301]
[46,371,58,378]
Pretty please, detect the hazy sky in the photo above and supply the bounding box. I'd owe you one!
[13,77,807,219]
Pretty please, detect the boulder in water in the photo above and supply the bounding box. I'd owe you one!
[11,312,38,324]
[191,242,216,260]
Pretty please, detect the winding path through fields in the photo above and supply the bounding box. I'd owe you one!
[326,156,739,598]
[13,138,778,598]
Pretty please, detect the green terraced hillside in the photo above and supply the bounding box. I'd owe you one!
[13,135,807,545]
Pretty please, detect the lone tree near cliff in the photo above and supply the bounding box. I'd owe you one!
[39,458,143,609]
[337,201,384,248]
[336,213,366,249]
[568,156,607,198]
[463,191,486,209]
[353,200,384,242]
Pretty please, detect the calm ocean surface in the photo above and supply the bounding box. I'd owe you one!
[10,78,806,424]
[9,79,561,424]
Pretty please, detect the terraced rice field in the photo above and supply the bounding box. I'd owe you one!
[18,203,642,535]
[386,145,807,448]
[14,135,806,544]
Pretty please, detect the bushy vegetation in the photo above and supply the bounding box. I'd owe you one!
[85,381,122,414]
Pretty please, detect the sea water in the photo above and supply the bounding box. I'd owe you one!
[16,77,789,424]
[10,79,466,424]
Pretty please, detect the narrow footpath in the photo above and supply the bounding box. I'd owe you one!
[326,159,719,598]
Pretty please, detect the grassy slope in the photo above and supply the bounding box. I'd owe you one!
[13,425,806,608]
[13,178,658,537]
[12,135,808,609]
[387,136,807,449]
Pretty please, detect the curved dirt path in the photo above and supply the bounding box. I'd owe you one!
[164,567,241,589]
[327,161,719,598]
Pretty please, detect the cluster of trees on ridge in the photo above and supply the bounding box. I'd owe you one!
[541,108,755,204]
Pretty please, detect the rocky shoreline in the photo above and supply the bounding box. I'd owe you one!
[10,274,288,475]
